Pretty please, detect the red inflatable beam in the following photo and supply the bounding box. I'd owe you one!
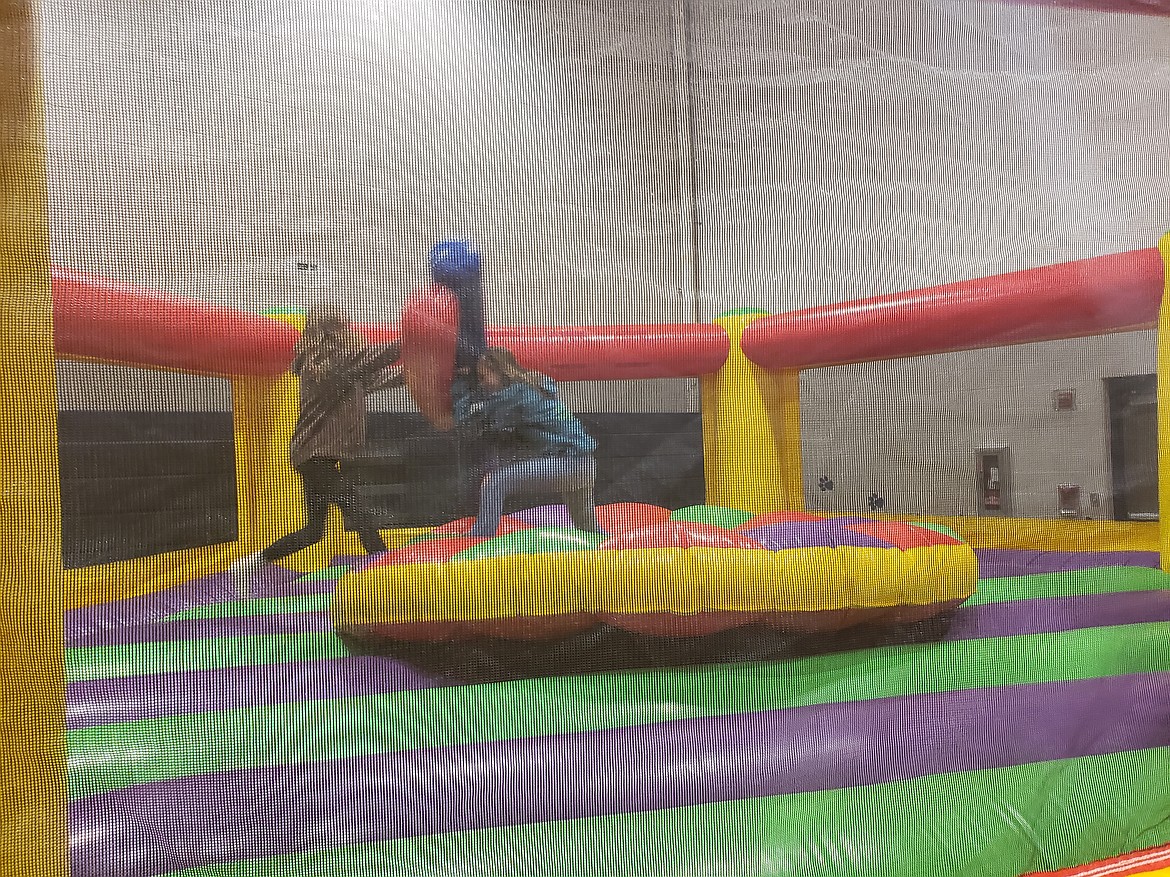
[357,324,400,346]
[398,283,729,429]
[52,268,299,377]
[487,324,730,381]
[741,248,1164,371]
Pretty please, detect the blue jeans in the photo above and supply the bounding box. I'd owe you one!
[472,454,600,537]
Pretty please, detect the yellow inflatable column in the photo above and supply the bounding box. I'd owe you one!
[232,374,281,553]
[0,1,66,872]
[1157,232,1170,572]
[701,311,804,514]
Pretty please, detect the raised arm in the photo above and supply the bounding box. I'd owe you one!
[451,377,486,427]
[366,364,406,392]
[294,341,402,390]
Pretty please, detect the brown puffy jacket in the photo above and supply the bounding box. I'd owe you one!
[288,341,404,467]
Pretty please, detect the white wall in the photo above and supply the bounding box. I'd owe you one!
[686,0,1170,517]
[40,0,693,322]
[688,0,1170,314]
[56,360,232,412]
[799,332,1156,518]
[40,0,1170,514]
[41,0,700,410]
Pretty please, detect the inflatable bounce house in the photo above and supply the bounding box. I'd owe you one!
[3,1,1170,876]
[32,243,1170,877]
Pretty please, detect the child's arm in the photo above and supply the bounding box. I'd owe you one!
[451,378,487,426]
[351,343,402,382]
[451,380,528,437]
[290,339,312,376]
[367,361,406,392]
[317,343,401,391]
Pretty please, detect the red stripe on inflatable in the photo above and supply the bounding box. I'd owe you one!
[841,521,949,550]
[1022,842,1170,876]
[52,268,299,376]
[741,249,1164,370]
[595,503,673,533]
[488,324,730,380]
[733,511,828,531]
[599,521,769,551]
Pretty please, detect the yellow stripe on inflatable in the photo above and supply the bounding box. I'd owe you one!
[1158,230,1170,572]
[333,545,977,626]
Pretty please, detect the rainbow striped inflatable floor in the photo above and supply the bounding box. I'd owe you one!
[65,550,1170,877]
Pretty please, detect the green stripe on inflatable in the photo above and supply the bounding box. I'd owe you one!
[67,622,1170,799]
[966,566,1168,606]
[65,632,349,683]
[160,746,1170,877]
[453,528,606,561]
[168,594,332,621]
[909,521,964,540]
[669,505,755,528]
[296,565,351,583]
[69,567,1167,682]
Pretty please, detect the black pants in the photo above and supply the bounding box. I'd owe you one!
[262,457,388,562]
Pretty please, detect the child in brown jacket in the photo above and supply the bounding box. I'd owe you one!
[231,306,403,587]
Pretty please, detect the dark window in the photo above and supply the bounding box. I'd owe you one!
[354,412,706,528]
[57,367,239,569]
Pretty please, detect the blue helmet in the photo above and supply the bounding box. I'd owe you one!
[429,240,481,286]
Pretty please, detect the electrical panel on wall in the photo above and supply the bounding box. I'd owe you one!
[1052,389,1077,411]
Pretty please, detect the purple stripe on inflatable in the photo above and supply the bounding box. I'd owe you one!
[68,611,336,647]
[68,672,1170,877]
[944,589,1170,641]
[975,549,1160,578]
[63,590,1170,730]
[741,521,892,550]
[64,567,316,643]
[65,656,444,730]
[64,572,239,642]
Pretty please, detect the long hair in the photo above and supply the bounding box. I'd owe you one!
[293,306,368,379]
[479,346,555,398]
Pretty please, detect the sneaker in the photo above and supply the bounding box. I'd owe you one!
[228,552,266,596]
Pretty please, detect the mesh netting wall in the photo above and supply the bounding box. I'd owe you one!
[8,1,1170,876]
